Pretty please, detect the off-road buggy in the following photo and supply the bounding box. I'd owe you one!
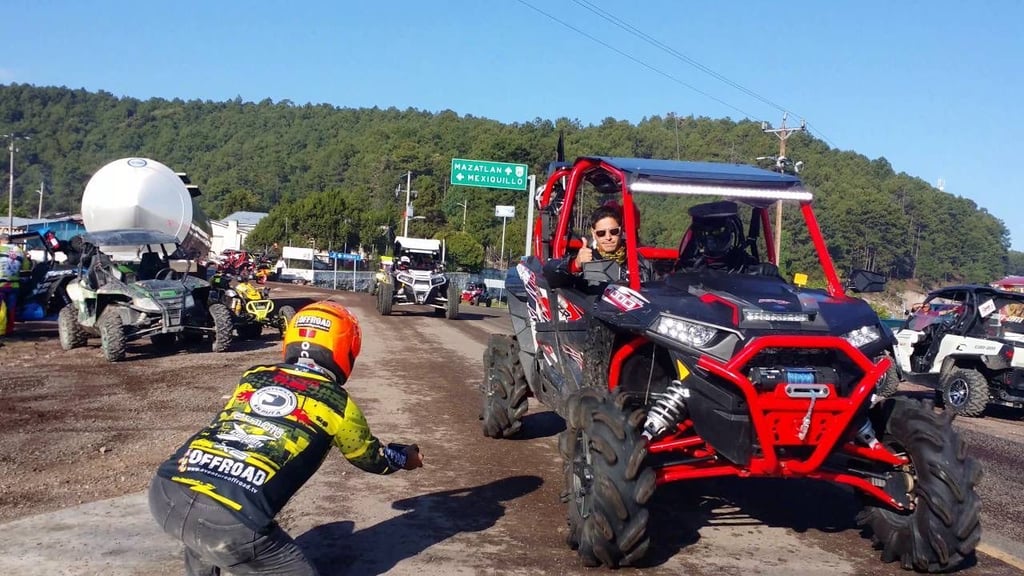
[893,284,1024,417]
[209,272,296,339]
[376,236,458,319]
[5,229,78,319]
[58,229,233,361]
[480,156,980,572]
[461,281,494,307]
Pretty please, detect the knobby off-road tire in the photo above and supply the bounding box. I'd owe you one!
[582,320,616,389]
[481,334,529,439]
[208,303,234,353]
[377,283,393,316]
[875,354,901,398]
[560,388,657,568]
[57,304,87,350]
[856,397,982,573]
[941,367,989,417]
[446,283,459,319]
[99,308,126,362]
[277,305,296,337]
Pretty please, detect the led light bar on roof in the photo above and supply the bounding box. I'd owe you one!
[629,181,813,201]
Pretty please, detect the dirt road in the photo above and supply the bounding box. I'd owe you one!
[0,283,1022,575]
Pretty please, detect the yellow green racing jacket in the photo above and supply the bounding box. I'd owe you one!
[156,363,407,529]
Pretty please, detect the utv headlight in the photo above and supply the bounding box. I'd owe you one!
[843,325,881,347]
[431,275,446,286]
[397,273,413,285]
[653,315,718,348]
[132,296,161,313]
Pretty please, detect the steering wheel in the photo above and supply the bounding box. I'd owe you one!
[155,268,177,281]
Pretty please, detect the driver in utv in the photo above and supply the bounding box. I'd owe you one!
[149,300,423,576]
[545,203,652,285]
[676,201,757,272]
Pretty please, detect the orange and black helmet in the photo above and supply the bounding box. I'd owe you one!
[282,300,362,383]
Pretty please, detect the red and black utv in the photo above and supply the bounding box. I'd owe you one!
[480,156,980,572]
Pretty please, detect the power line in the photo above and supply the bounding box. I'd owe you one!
[513,0,756,119]
[519,0,839,149]
[572,0,790,114]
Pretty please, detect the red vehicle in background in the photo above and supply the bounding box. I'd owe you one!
[460,282,493,306]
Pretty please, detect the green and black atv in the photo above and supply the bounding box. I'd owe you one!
[58,229,233,361]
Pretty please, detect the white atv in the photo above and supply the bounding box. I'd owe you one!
[892,284,1024,416]
[375,236,458,319]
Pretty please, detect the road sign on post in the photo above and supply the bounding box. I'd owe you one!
[451,158,529,191]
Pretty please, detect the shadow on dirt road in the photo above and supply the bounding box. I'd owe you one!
[642,477,863,568]
[297,475,543,576]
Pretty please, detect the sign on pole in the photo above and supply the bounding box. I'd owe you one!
[495,205,515,218]
[451,158,529,191]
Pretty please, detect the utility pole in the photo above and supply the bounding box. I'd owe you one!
[4,134,30,232]
[402,170,412,237]
[761,113,805,261]
[37,180,44,219]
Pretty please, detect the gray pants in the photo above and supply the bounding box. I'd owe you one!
[148,476,318,576]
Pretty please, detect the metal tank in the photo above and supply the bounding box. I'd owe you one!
[81,158,212,257]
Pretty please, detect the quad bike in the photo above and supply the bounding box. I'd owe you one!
[58,229,233,361]
[893,284,1024,417]
[480,156,981,572]
[376,237,458,319]
[211,273,295,339]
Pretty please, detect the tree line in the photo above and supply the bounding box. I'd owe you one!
[0,83,1017,285]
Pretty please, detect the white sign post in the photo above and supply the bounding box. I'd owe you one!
[495,205,515,271]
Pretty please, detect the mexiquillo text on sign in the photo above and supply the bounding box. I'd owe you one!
[450,158,529,191]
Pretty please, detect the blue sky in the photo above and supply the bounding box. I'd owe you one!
[4,1,1022,248]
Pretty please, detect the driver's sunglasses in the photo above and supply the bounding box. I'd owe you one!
[594,227,621,238]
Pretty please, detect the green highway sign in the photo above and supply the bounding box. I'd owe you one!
[450,158,529,191]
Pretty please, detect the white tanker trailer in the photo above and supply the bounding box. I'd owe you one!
[81,157,212,258]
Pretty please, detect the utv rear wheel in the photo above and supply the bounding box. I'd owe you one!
[277,305,296,336]
[58,304,87,350]
[941,368,988,417]
[377,283,393,316]
[481,335,529,438]
[446,283,459,319]
[99,308,126,362]
[209,303,234,353]
[561,388,656,568]
[582,321,616,388]
[57,303,87,348]
[856,397,982,573]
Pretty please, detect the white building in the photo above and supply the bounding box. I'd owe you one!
[210,211,269,255]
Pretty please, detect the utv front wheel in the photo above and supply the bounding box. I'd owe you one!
[445,283,459,319]
[209,303,234,353]
[856,397,982,572]
[941,368,989,417]
[57,304,87,350]
[875,354,901,398]
[277,305,296,337]
[560,388,656,568]
[99,308,126,362]
[480,335,529,438]
[377,283,393,316]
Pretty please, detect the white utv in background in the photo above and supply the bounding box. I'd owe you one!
[893,284,1024,416]
[375,236,458,319]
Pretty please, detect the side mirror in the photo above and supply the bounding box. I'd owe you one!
[848,269,886,293]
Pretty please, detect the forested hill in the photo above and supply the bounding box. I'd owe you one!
[0,83,1018,284]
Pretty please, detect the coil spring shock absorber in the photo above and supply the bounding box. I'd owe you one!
[643,379,689,439]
